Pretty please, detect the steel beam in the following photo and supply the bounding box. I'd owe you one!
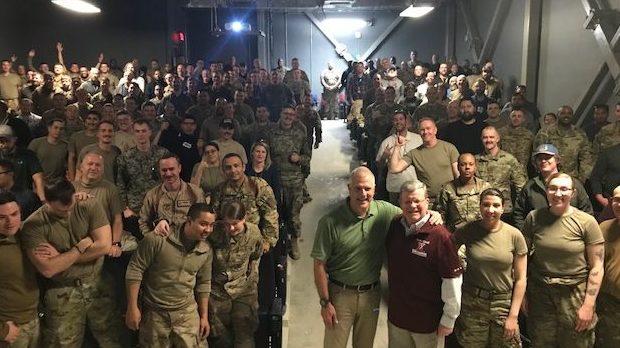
[360,16,404,61]
[456,0,482,62]
[574,64,613,127]
[445,0,456,60]
[478,0,512,64]
[520,0,542,104]
[304,11,355,62]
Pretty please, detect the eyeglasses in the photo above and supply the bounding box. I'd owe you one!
[547,186,573,194]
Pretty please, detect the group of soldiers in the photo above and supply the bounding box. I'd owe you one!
[0,53,327,347]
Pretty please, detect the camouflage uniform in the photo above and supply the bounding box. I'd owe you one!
[241,121,276,153]
[20,200,121,348]
[139,181,205,236]
[437,177,491,232]
[234,103,255,127]
[596,292,620,348]
[125,225,212,348]
[208,222,263,348]
[592,121,620,156]
[297,106,322,197]
[117,145,171,214]
[1,318,40,348]
[267,122,310,239]
[456,292,521,348]
[365,103,401,163]
[475,150,527,214]
[212,175,279,247]
[533,125,593,183]
[498,125,534,173]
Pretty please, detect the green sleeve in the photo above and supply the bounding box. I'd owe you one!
[86,200,109,232]
[108,185,123,216]
[125,234,163,283]
[582,214,604,246]
[311,216,333,262]
[194,248,213,296]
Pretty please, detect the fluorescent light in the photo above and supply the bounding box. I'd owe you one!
[321,18,370,34]
[52,0,101,14]
[399,5,434,18]
[231,22,243,32]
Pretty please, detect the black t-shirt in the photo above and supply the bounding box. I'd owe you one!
[0,147,43,190]
[159,129,200,182]
[441,119,485,155]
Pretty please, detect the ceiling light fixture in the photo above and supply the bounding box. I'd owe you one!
[399,2,435,18]
[51,0,101,14]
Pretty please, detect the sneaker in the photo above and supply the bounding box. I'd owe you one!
[289,237,301,260]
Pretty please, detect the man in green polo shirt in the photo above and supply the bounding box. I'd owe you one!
[311,166,440,348]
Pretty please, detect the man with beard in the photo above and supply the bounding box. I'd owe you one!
[139,154,205,237]
[442,98,485,154]
[77,120,121,183]
[533,105,593,183]
[376,110,422,204]
[0,125,45,202]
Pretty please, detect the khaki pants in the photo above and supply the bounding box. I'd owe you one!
[323,282,381,348]
[388,321,443,348]
[455,291,521,348]
[140,303,203,348]
[209,293,258,348]
[0,318,40,348]
[595,292,620,348]
[347,99,365,126]
[43,274,121,348]
[527,280,595,348]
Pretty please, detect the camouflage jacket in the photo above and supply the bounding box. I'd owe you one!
[208,222,262,299]
[117,145,171,213]
[499,125,534,172]
[437,177,491,232]
[212,175,279,247]
[267,122,309,184]
[297,108,323,147]
[475,150,527,213]
[534,125,593,182]
[139,181,205,236]
[592,121,620,156]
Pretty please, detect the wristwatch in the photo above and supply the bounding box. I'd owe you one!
[319,298,331,308]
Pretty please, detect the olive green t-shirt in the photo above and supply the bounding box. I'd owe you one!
[311,199,401,286]
[522,208,604,285]
[72,179,123,223]
[191,164,225,195]
[21,200,109,282]
[69,130,97,156]
[28,137,69,181]
[600,219,620,299]
[403,140,459,198]
[78,143,121,183]
[454,221,527,292]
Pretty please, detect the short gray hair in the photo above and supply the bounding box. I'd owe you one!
[399,180,427,197]
[349,166,375,186]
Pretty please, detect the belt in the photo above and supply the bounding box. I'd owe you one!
[47,277,93,289]
[330,279,379,292]
[463,283,511,300]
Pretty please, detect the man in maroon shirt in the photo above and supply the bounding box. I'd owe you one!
[386,180,463,347]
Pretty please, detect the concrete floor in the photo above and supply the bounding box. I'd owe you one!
[283,120,389,348]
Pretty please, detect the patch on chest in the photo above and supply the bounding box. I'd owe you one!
[411,239,430,257]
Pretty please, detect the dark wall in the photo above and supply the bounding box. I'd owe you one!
[186,8,258,65]
[0,0,169,69]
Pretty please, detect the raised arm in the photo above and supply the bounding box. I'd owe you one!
[388,136,410,173]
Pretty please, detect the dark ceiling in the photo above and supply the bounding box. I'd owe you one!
[185,0,435,11]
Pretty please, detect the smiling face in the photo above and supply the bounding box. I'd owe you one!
[347,169,376,216]
[80,153,104,182]
[480,194,503,224]
[159,157,182,190]
[400,188,429,224]
[546,175,574,212]
[185,211,216,241]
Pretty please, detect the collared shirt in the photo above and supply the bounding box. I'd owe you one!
[400,213,430,237]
